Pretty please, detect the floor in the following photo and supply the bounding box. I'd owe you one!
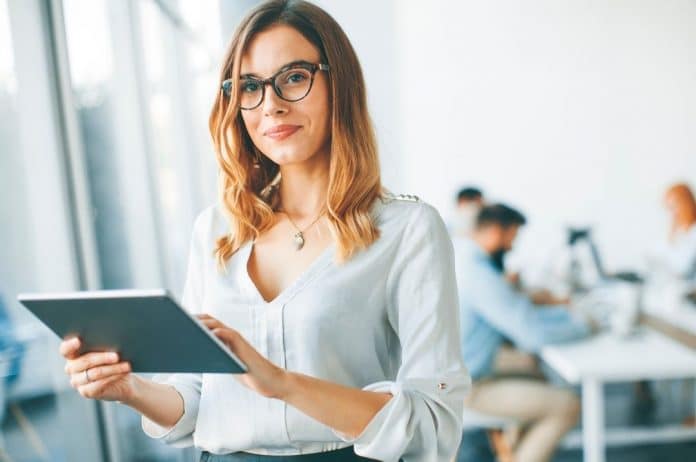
[556,380,696,461]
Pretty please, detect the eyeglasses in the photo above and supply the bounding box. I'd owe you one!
[221,61,330,110]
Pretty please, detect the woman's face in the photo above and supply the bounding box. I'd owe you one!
[239,25,331,167]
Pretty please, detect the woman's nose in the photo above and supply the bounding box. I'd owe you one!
[262,84,288,116]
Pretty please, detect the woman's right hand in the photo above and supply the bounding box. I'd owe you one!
[60,337,135,403]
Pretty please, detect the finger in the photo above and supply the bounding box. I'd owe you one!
[197,315,223,327]
[77,373,128,400]
[214,329,264,373]
[213,327,242,349]
[200,319,225,330]
[65,351,120,375]
[60,337,81,359]
[70,362,131,387]
[196,314,218,322]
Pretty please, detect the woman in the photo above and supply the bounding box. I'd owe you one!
[659,183,696,278]
[59,1,468,461]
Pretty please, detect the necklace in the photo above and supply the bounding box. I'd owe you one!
[278,210,325,251]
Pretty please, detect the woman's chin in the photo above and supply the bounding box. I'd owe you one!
[265,150,316,167]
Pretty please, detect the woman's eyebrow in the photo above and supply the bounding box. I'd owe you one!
[240,59,314,79]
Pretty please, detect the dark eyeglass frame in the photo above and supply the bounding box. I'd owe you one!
[221,61,330,110]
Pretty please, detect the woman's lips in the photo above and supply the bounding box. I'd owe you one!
[264,125,302,141]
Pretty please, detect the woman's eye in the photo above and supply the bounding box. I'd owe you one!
[242,81,260,93]
[285,72,308,84]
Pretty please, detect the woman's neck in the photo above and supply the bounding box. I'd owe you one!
[277,154,330,220]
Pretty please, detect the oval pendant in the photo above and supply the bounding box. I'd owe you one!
[293,232,305,251]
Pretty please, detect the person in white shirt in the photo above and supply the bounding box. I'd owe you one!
[58,1,469,461]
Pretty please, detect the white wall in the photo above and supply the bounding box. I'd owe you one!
[325,0,696,272]
[399,0,696,272]
[311,0,402,190]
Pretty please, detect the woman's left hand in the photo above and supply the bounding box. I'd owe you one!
[196,314,289,399]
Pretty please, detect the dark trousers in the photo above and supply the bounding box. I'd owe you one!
[201,447,376,462]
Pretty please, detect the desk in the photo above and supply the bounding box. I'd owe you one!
[642,282,696,335]
[540,328,696,462]
[642,295,696,347]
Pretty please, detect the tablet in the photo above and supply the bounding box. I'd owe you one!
[17,289,247,374]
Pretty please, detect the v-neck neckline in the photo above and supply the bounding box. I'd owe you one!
[236,196,389,305]
[241,240,335,305]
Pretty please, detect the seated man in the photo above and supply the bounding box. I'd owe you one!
[455,204,593,462]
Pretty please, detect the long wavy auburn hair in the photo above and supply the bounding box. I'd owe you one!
[665,183,696,238]
[209,0,382,268]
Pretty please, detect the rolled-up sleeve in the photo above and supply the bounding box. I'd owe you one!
[141,373,202,446]
[336,203,470,461]
[141,208,211,446]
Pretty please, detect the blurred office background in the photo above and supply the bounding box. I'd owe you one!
[0,0,695,461]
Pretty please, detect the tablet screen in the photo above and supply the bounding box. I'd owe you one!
[18,289,246,373]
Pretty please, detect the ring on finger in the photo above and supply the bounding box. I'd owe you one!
[85,368,91,383]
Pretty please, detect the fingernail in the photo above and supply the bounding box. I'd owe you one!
[70,337,80,345]
[109,352,118,361]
